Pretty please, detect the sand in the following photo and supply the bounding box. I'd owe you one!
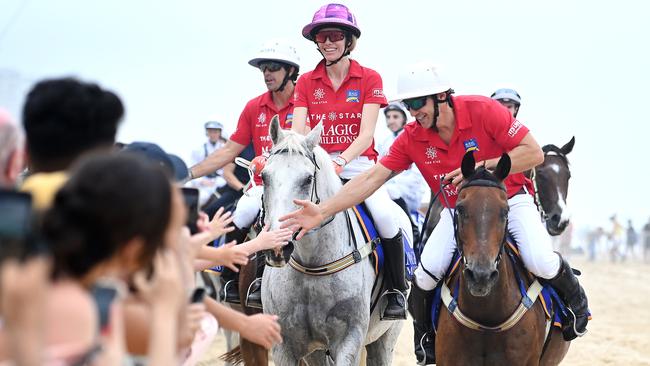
[198,257,650,365]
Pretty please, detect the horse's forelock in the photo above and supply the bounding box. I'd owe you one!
[270,130,310,157]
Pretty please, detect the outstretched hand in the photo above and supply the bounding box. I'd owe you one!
[254,224,294,251]
[240,314,282,349]
[278,199,325,240]
[212,241,249,272]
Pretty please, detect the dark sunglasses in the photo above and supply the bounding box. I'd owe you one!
[402,96,429,111]
[314,30,346,43]
[259,61,284,73]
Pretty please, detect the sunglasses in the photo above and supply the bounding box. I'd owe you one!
[314,30,346,43]
[402,96,429,111]
[259,61,284,73]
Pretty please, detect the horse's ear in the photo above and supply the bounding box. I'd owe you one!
[269,115,285,145]
[494,153,511,181]
[305,122,323,151]
[461,151,476,179]
[560,136,575,155]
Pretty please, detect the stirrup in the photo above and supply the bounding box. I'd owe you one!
[220,280,240,304]
[416,331,436,365]
[245,277,263,309]
[565,307,588,339]
[380,289,407,320]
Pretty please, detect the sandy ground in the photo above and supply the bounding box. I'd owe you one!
[198,257,650,365]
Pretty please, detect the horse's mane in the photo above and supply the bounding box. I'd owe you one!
[270,130,342,190]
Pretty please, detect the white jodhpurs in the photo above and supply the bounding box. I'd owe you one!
[414,193,561,291]
[232,185,263,229]
[363,185,401,239]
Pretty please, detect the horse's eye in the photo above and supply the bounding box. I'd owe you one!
[300,175,313,188]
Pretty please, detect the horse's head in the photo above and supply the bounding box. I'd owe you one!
[455,151,511,297]
[261,116,339,266]
[535,137,574,236]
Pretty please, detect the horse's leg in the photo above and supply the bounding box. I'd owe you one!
[240,338,268,365]
[364,321,403,366]
[271,344,301,366]
[328,327,366,366]
[237,258,269,364]
[539,328,570,366]
[303,350,330,366]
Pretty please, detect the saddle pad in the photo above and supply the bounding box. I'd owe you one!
[351,204,417,280]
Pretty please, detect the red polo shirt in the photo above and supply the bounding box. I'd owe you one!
[230,90,294,185]
[294,59,387,161]
[380,95,534,207]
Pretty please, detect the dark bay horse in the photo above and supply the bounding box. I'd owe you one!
[436,151,569,365]
[528,137,575,236]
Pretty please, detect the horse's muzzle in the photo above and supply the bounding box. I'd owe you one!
[464,266,499,297]
[264,241,294,267]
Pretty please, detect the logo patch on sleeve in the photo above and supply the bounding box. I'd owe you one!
[463,138,480,152]
[285,113,293,128]
[508,120,523,137]
[346,89,360,103]
[372,88,384,98]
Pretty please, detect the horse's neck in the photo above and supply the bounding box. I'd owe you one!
[457,255,521,324]
[291,213,354,266]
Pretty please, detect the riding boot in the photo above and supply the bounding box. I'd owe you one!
[408,283,436,365]
[219,225,250,304]
[245,253,265,309]
[546,253,590,341]
[381,231,408,320]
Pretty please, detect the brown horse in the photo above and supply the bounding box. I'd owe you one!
[219,254,269,365]
[436,151,569,366]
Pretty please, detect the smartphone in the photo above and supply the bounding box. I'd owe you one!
[181,187,200,234]
[190,287,207,303]
[0,190,35,261]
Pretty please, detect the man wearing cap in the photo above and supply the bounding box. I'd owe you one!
[491,88,522,118]
[189,120,228,207]
[187,39,300,307]
[280,63,590,364]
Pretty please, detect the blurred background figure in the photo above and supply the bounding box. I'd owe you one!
[624,220,638,261]
[608,214,624,263]
[189,119,228,208]
[377,103,426,240]
[587,227,604,262]
[491,87,522,118]
[0,108,24,189]
[643,218,650,263]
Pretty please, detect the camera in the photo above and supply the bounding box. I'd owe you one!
[181,187,200,235]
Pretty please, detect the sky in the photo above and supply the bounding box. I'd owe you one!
[1,0,648,234]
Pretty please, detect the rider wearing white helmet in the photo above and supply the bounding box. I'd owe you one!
[291,3,410,321]
[491,88,522,118]
[281,62,590,364]
[188,38,300,307]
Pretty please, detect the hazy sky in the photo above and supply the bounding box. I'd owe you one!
[1,0,648,231]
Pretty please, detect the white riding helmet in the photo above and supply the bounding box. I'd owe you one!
[391,62,452,102]
[248,38,301,70]
[491,88,521,105]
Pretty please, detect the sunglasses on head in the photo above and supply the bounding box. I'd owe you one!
[402,96,429,111]
[259,61,284,73]
[314,30,346,43]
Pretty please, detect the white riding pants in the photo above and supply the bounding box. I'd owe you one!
[415,193,560,291]
[331,153,401,239]
[232,185,263,229]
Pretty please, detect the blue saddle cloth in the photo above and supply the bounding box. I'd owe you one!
[351,204,417,280]
[430,238,569,330]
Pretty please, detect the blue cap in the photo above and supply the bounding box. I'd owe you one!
[123,141,188,182]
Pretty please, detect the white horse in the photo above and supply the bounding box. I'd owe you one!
[260,117,410,365]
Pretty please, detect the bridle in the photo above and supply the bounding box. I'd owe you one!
[440,177,509,271]
[530,149,569,223]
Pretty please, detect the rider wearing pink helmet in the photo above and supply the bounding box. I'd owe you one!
[291,4,409,321]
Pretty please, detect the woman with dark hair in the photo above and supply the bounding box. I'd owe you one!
[0,153,185,365]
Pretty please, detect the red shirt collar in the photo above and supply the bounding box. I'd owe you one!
[310,59,364,81]
[258,91,276,111]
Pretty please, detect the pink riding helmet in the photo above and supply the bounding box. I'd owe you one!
[302,3,361,41]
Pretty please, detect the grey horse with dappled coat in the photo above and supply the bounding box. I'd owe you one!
[260,116,408,365]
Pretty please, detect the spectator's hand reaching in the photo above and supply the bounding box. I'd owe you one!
[251,225,294,252]
[211,241,249,271]
[240,314,282,349]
